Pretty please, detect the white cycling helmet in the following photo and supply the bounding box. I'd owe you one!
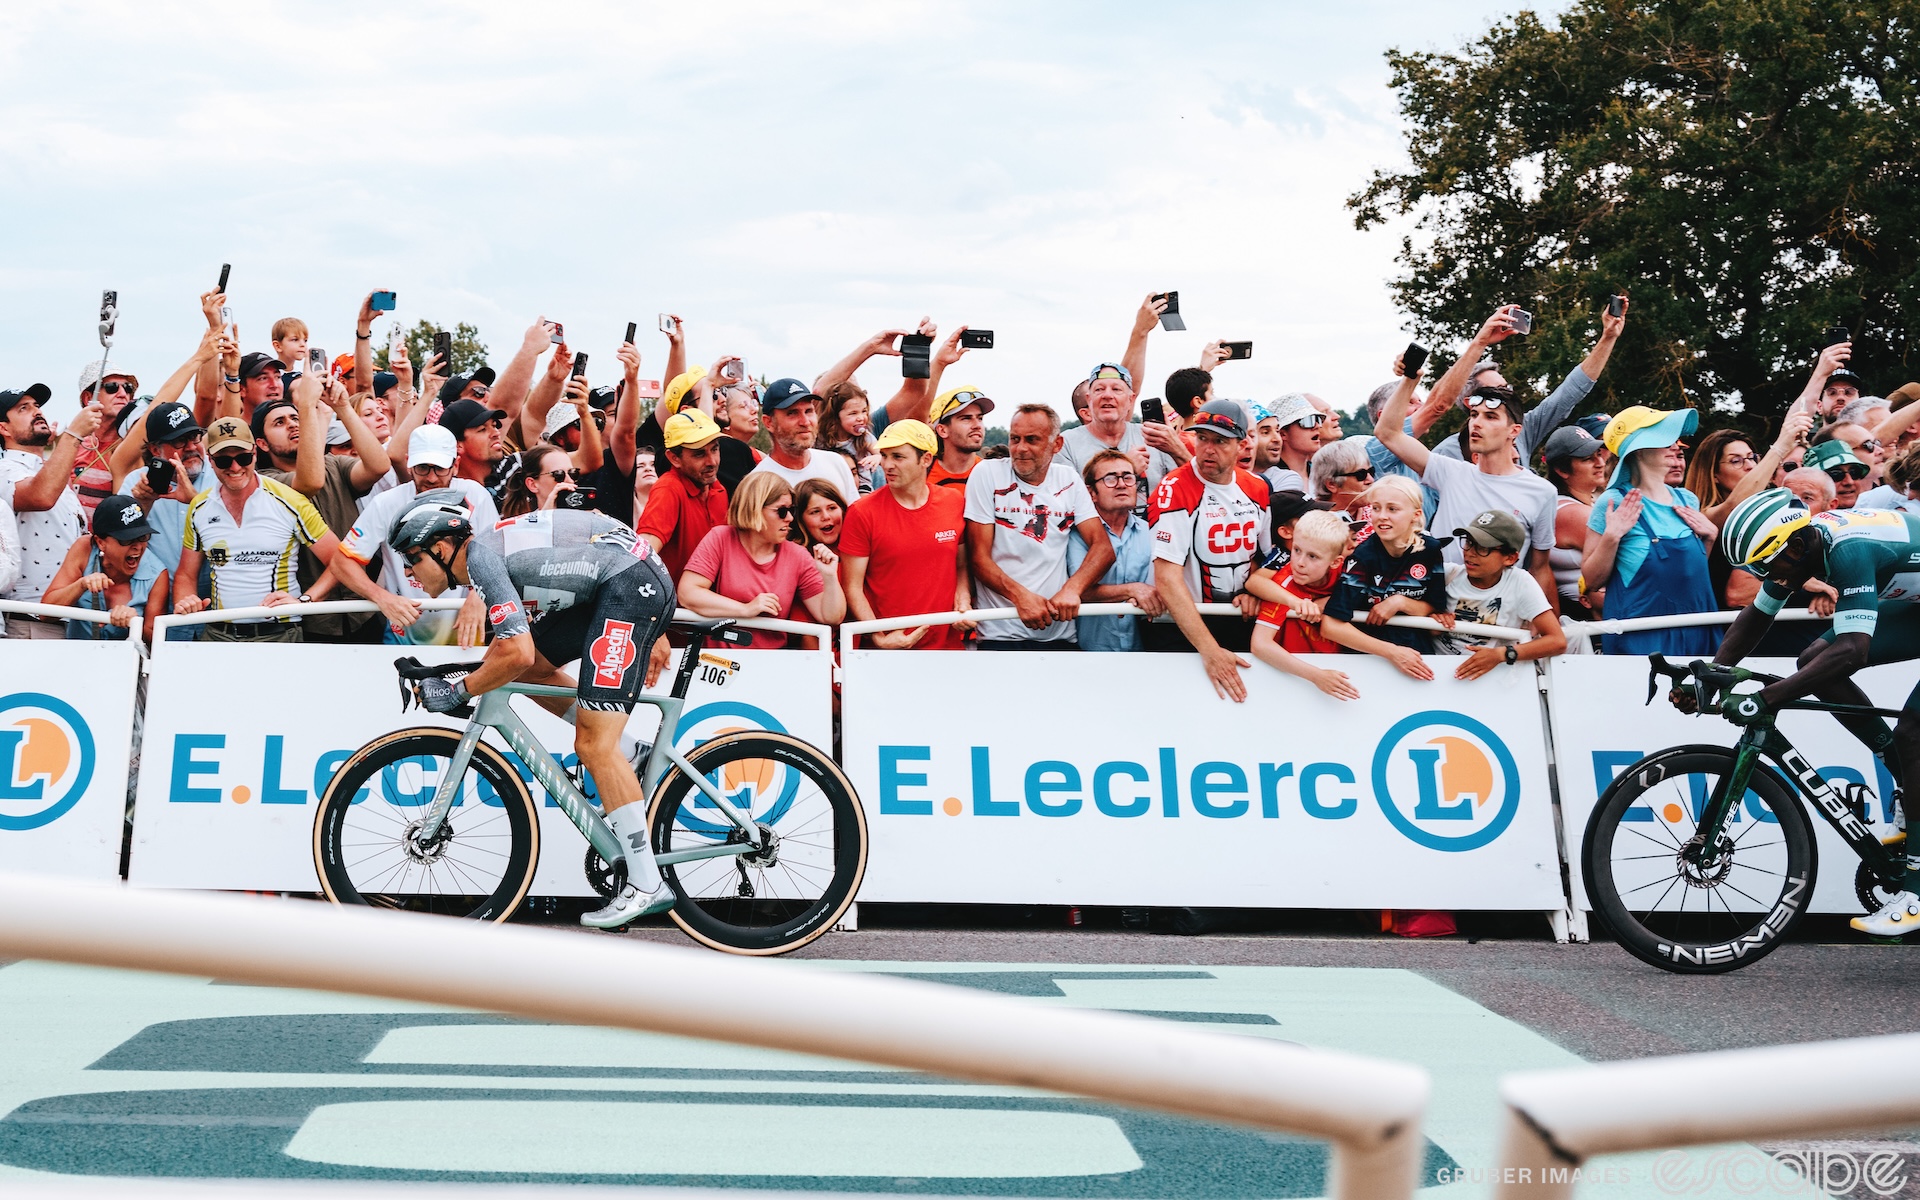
[1721,488,1812,578]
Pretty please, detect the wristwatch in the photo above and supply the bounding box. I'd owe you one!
[297,593,315,605]
[1503,644,1520,666]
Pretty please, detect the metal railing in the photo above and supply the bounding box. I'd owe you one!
[839,603,1529,654]
[0,874,1432,1200]
[150,600,828,645]
[1562,606,1825,639]
[0,597,145,649]
[1494,1032,1920,1198]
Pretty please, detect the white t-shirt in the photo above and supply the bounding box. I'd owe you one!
[749,451,861,508]
[1058,423,1177,509]
[0,448,87,602]
[1856,485,1920,513]
[1441,562,1550,652]
[339,478,500,645]
[963,458,1097,643]
[1420,452,1557,567]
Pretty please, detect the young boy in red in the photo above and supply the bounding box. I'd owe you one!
[1250,509,1356,698]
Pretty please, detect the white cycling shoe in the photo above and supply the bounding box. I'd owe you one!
[1851,890,1920,938]
[581,880,676,930]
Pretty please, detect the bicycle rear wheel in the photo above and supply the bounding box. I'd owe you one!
[1583,745,1815,974]
[314,728,540,922]
[648,731,866,955]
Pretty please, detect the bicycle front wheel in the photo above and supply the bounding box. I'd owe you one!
[648,731,867,955]
[1583,745,1815,974]
[314,727,540,922]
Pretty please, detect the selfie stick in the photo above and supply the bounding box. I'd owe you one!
[92,297,117,415]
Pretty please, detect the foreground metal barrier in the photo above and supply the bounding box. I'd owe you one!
[0,874,1432,1200]
[1494,1032,1920,1199]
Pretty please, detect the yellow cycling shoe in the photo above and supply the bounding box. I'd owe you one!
[1852,891,1920,937]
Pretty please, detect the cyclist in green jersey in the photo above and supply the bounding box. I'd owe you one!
[1712,488,1919,937]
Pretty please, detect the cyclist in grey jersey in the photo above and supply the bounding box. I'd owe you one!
[390,493,678,930]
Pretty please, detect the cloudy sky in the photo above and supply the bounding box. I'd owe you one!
[0,1,1553,423]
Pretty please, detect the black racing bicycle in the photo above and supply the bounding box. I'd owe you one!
[311,618,867,955]
[1582,655,1909,973]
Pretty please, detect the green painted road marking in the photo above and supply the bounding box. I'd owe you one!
[0,960,1761,1196]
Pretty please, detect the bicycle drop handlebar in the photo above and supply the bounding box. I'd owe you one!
[1644,655,1781,713]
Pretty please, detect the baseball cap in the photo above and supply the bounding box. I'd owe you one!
[1086,362,1133,388]
[588,385,621,411]
[1804,439,1866,473]
[1270,490,1333,527]
[325,418,352,447]
[0,383,53,418]
[1188,398,1247,441]
[144,401,202,445]
[372,370,398,399]
[408,424,457,470]
[1828,367,1867,391]
[92,496,154,543]
[438,397,508,438]
[663,409,724,450]
[661,367,707,417]
[329,352,355,380]
[237,352,286,381]
[436,366,497,406]
[1574,413,1610,441]
[1540,426,1605,462]
[874,419,937,456]
[206,416,254,456]
[543,402,582,439]
[1268,393,1317,429]
[78,362,137,394]
[1454,510,1529,554]
[249,396,298,442]
[760,378,820,415]
[930,387,995,425]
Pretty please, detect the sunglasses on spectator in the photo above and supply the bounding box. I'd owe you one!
[93,380,137,396]
[1827,464,1871,482]
[1093,470,1138,488]
[541,469,581,483]
[771,504,794,519]
[1779,459,1801,472]
[1858,438,1882,452]
[1722,452,1760,468]
[467,385,492,399]
[1293,413,1327,429]
[1335,466,1375,481]
[1462,396,1513,412]
[212,451,254,469]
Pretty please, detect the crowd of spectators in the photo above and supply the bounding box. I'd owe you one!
[5,285,1913,704]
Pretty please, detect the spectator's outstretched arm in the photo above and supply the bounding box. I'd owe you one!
[331,382,391,491]
[1527,547,1560,616]
[1122,293,1165,396]
[839,552,928,649]
[1576,295,1627,382]
[13,404,100,512]
[324,548,420,631]
[492,318,555,429]
[0,500,17,594]
[38,537,94,609]
[564,377,604,474]
[385,370,430,472]
[909,325,973,427]
[113,327,222,485]
[1054,517,1115,620]
[968,521,1055,629]
[1372,357,1431,476]
[1250,625,1360,699]
[172,547,207,614]
[662,313,687,396]
[209,325,246,424]
[1153,558,1249,702]
[520,342,569,448]
[813,326,910,400]
[1794,341,1851,416]
[353,292,383,395]
[1519,299,1625,451]
[193,289,227,429]
[141,569,169,643]
[287,373,328,495]
[609,343,643,475]
[1410,307,1520,439]
[1318,614,1435,680]
[1873,385,1920,447]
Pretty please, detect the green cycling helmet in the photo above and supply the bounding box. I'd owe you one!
[1721,487,1811,578]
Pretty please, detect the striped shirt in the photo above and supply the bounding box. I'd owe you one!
[184,476,329,621]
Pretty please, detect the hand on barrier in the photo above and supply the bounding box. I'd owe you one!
[378,592,424,630]
[871,626,929,649]
[1384,645,1435,682]
[1126,583,1167,618]
[1049,585,1083,622]
[1233,592,1261,619]
[1805,578,1838,618]
[174,595,209,615]
[1014,588,1055,630]
[1309,665,1360,701]
[645,638,672,688]
[1202,644,1251,703]
[1454,646,1507,681]
[454,591,485,647]
[261,592,298,608]
[107,604,137,629]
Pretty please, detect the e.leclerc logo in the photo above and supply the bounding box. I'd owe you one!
[671,700,797,840]
[1371,711,1520,852]
[0,693,96,831]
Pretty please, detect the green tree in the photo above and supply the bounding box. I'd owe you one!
[373,319,489,376]
[1350,0,1920,422]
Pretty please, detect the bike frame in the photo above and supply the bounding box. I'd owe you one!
[1696,717,1905,889]
[411,681,765,870]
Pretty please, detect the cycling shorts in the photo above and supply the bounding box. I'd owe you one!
[528,554,675,713]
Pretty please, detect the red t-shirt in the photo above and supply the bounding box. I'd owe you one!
[683,527,825,649]
[1255,564,1343,654]
[635,470,730,580]
[840,485,966,649]
[928,457,976,491]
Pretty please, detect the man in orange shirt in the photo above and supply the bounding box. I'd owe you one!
[634,410,728,580]
[927,386,993,491]
[840,420,973,649]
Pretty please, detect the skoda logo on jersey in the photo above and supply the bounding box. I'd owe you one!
[669,700,798,840]
[0,693,96,831]
[1371,711,1520,852]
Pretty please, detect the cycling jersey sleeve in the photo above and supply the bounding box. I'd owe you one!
[463,540,531,640]
[1826,541,1882,636]
[1753,579,1790,617]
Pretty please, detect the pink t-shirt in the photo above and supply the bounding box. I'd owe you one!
[684,526,825,648]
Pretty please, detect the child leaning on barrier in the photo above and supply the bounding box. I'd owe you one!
[1433,509,1568,680]
[1317,475,1446,679]
[1249,509,1358,699]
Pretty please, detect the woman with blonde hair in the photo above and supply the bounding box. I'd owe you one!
[678,470,845,649]
[1318,474,1446,675]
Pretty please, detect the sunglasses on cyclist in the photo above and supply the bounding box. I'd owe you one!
[211,451,254,469]
[1827,464,1871,482]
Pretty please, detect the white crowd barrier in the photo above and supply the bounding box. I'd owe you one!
[127,600,831,894]
[8,595,1915,925]
[1493,1032,1920,1199]
[0,873,1433,1200]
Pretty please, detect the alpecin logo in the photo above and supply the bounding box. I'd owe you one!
[0,693,96,831]
[589,620,637,687]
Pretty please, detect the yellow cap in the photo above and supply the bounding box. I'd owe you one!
[663,409,723,450]
[930,387,995,425]
[206,416,253,455]
[874,418,938,456]
[1601,406,1669,455]
[661,367,708,418]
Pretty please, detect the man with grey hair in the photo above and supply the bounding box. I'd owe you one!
[1781,467,1837,515]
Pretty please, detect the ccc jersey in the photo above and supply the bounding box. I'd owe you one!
[464,509,657,641]
[1148,463,1272,603]
[1757,509,1920,636]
